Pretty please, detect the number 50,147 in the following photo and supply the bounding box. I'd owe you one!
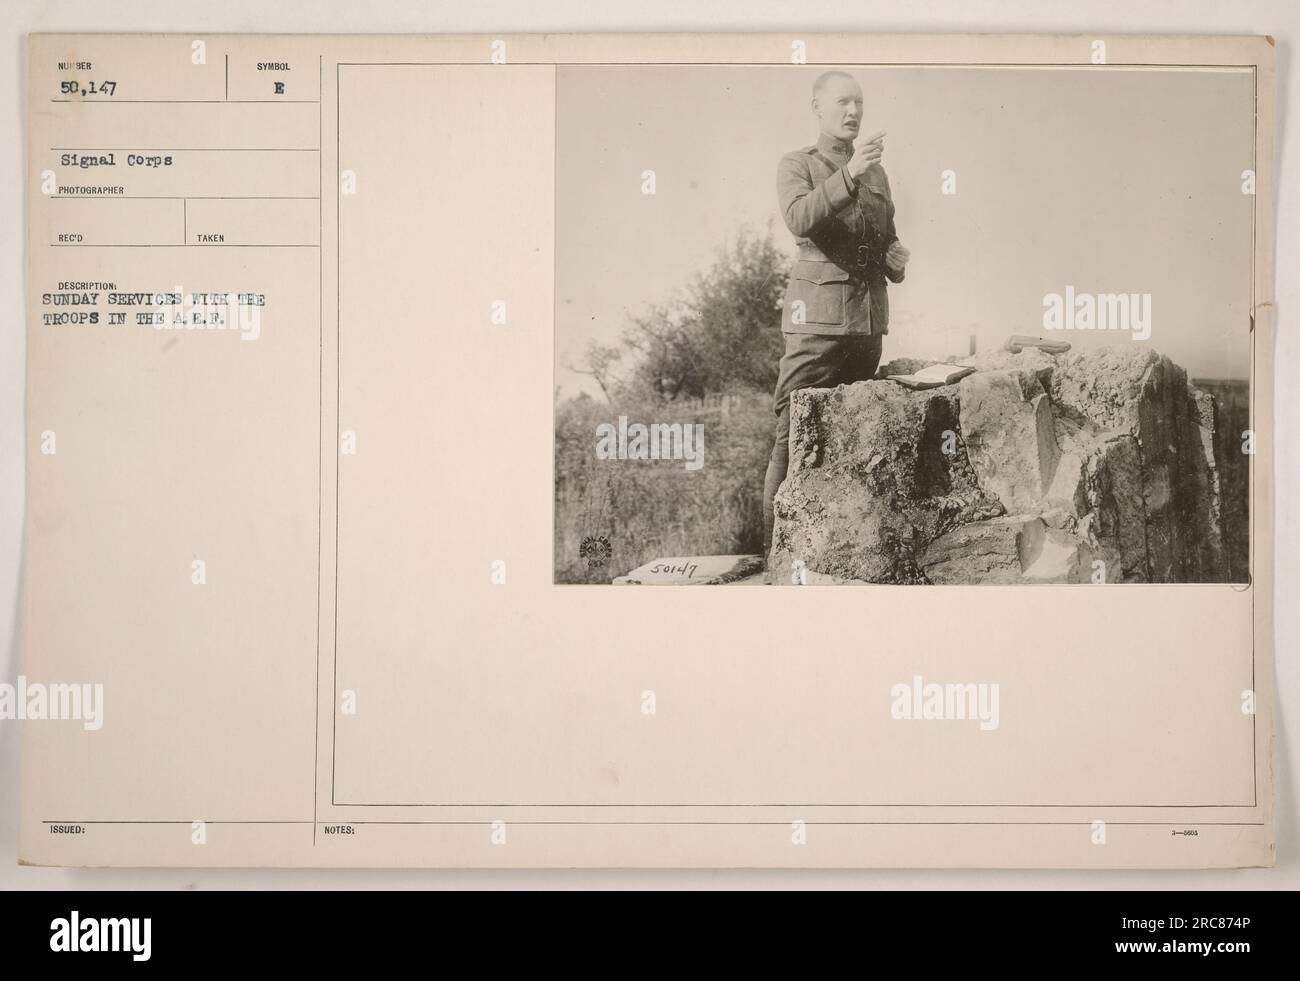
[59,80,117,97]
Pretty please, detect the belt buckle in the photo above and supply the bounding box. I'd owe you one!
[854,244,871,268]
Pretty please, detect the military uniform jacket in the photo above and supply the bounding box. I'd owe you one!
[777,131,904,335]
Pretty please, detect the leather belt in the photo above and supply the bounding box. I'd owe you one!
[796,245,831,261]
[797,244,879,270]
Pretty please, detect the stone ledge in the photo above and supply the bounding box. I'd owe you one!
[770,346,1246,585]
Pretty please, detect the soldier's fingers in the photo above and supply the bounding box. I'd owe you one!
[860,129,886,145]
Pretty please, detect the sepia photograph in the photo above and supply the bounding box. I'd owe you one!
[555,64,1254,585]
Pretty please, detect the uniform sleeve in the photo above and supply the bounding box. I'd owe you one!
[776,152,856,239]
[882,169,905,284]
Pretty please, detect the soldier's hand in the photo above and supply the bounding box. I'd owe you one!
[885,240,910,273]
[847,130,885,181]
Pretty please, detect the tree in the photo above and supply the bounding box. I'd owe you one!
[620,225,789,400]
[568,340,623,403]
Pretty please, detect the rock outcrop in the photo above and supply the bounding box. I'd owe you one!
[769,346,1247,584]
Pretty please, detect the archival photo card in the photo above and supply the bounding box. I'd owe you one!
[20,33,1275,869]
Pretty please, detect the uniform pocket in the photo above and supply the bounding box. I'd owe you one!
[787,260,851,327]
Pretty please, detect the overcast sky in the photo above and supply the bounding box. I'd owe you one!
[556,65,1255,398]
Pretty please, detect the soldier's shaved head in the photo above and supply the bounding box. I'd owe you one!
[812,70,857,98]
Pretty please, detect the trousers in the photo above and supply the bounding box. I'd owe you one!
[762,331,884,558]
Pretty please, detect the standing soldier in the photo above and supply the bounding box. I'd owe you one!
[762,70,910,569]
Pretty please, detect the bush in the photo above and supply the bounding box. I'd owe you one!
[555,226,787,582]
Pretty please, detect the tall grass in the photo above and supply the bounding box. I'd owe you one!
[554,391,773,583]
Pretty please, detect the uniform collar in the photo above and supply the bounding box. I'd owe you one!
[816,131,854,160]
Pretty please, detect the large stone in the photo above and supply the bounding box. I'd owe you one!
[958,369,1061,513]
[769,345,1244,584]
[919,514,1032,584]
[771,381,1003,584]
[919,513,1113,584]
[1191,379,1249,580]
[1073,435,1149,581]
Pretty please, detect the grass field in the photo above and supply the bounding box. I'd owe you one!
[554,391,773,583]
